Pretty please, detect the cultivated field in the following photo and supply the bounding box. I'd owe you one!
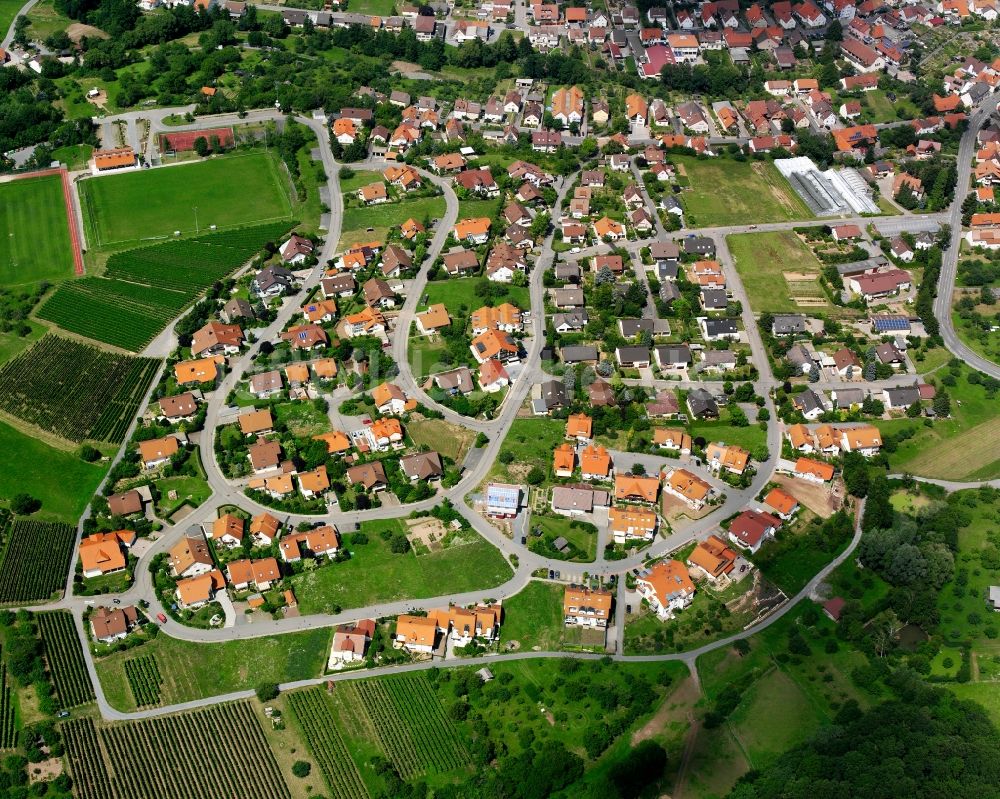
[0,335,158,443]
[0,657,14,749]
[124,655,162,707]
[63,702,291,799]
[675,156,812,227]
[288,688,369,799]
[37,611,95,708]
[0,519,76,603]
[37,222,290,351]
[727,231,834,314]
[342,674,470,778]
[79,153,294,249]
[0,172,77,286]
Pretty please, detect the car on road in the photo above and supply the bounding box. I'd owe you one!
[548,569,554,579]
[569,247,580,253]
[112,598,120,604]
[156,613,167,623]
[626,605,632,614]
[521,536,526,545]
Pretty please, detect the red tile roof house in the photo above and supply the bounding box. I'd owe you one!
[329,619,376,665]
[728,509,782,554]
[190,322,244,357]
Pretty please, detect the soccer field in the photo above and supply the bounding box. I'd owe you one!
[0,174,76,287]
[79,153,294,249]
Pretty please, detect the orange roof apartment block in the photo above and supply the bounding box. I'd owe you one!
[174,357,220,385]
[614,474,660,504]
[564,585,612,627]
[553,442,576,477]
[395,614,438,652]
[565,413,592,440]
[687,535,737,581]
[794,457,835,482]
[664,468,712,509]
[94,147,136,171]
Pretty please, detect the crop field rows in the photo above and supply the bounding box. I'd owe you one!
[124,656,162,707]
[62,719,117,799]
[37,611,95,708]
[0,335,158,444]
[37,222,293,351]
[348,675,470,778]
[0,519,75,603]
[62,702,291,799]
[0,656,16,749]
[288,687,370,799]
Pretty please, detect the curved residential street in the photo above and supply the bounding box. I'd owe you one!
[6,82,998,721]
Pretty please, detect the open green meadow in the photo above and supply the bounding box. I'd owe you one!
[675,156,811,227]
[727,231,834,314]
[423,278,529,316]
[79,153,293,249]
[291,519,512,614]
[0,422,106,524]
[0,174,75,287]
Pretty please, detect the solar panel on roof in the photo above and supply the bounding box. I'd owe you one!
[873,316,909,331]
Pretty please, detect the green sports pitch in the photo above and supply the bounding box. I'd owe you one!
[79,152,295,249]
[0,174,76,287]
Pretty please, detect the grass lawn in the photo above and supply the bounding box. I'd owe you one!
[407,417,476,462]
[274,400,332,437]
[457,197,500,220]
[423,278,529,316]
[0,319,45,367]
[881,365,1000,480]
[339,0,395,14]
[291,519,512,614]
[0,173,76,288]
[95,627,332,711]
[79,152,294,250]
[0,420,106,524]
[408,334,451,380]
[339,195,446,251]
[490,418,566,485]
[675,155,811,227]
[339,169,383,194]
[51,143,94,171]
[683,723,751,799]
[862,89,920,124]
[727,231,833,314]
[930,646,963,678]
[530,513,597,562]
[689,415,767,454]
[499,581,566,651]
[727,667,826,769]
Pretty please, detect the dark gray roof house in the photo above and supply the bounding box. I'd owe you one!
[772,315,806,336]
[552,310,589,331]
[684,236,715,256]
[615,346,651,367]
[701,288,728,310]
[562,345,599,364]
[654,345,691,368]
[793,388,826,417]
[659,282,681,303]
[687,388,719,418]
[555,263,582,283]
[884,384,921,409]
[702,318,738,339]
[540,379,567,410]
[657,261,679,281]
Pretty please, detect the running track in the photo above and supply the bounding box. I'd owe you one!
[12,166,85,276]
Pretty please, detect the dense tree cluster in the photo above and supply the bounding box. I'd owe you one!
[730,687,1000,799]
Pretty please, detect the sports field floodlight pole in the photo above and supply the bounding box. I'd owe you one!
[194,206,199,234]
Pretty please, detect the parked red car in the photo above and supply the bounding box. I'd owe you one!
[156,613,167,624]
